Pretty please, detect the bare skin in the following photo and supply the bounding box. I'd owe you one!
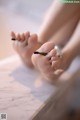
[11,1,80,81]
[38,1,80,43]
[32,22,80,81]
[11,31,41,68]
[11,2,80,68]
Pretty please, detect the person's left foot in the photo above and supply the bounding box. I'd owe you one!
[11,32,41,68]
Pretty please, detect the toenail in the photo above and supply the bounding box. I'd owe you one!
[34,51,47,56]
[11,38,16,41]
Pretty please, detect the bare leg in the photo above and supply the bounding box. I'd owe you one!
[11,1,80,68]
[32,22,80,81]
[38,0,80,43]
[50,14,80,46]
[31,13,80,70]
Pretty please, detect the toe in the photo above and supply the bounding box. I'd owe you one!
[16,34,21,41]
[52,60,60,70]
[37,41,55,53]
[25,32,30,40]
[32,41,55,69]
[46,49,57,60]
[28,34,38,46]
[54,69,64,75]
[51,56,59,61]
[11,31,17,39]
[21,33,25,41]
[19,32,30,46]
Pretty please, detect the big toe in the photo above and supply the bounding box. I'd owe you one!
[37,41,55,53]
[31,41,55,68]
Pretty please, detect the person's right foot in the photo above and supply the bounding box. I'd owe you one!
[32,41,73,81]
[11,31,41,68]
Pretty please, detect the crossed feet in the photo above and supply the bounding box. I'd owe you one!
[11,31,72,81]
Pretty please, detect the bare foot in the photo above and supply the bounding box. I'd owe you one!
[11,31,41,68]
[32,41,72,81]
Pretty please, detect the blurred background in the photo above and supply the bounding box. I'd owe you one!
[0,0,53,60]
